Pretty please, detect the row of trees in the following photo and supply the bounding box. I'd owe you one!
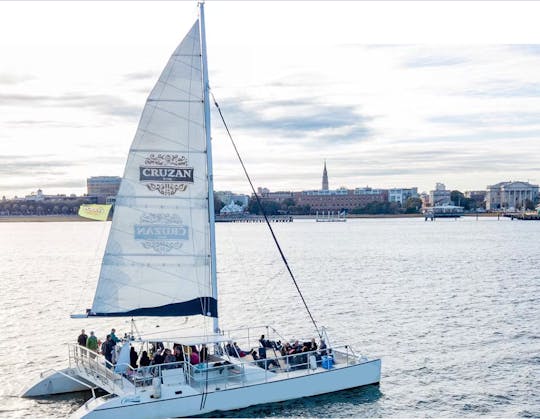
[0,198,92,216]
[239,196,424,216]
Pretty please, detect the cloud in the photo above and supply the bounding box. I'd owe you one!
[0,156,77,177]
[0,73,34,84]
[506,44,540,56]
[428,112,540,128]
[460,80,540,98]
[402,54,469,68]
[213,97,373,145]
[122,71,157,81]
[0,92,140,119]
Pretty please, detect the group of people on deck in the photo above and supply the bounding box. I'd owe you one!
[77,328,329,373]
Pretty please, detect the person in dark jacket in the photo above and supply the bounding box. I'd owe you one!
[129,347,138,369]
[139,351,151,367]
[77,329,88,347]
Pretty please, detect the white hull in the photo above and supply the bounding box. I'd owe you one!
[72,359,381,418]
[22,368,94,397]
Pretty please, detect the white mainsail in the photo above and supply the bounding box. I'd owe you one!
[90,21,217,318]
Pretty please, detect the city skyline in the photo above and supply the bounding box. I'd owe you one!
[1,2,540,197]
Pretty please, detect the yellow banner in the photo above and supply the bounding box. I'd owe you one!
[78,204,112,221]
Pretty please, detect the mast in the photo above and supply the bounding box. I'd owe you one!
[199,2,219,333]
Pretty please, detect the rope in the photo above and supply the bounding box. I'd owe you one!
[211,92,322,340]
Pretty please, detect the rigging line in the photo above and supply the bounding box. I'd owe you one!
[211,92,322,340]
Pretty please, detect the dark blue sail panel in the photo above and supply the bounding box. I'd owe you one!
[89,297,218,318]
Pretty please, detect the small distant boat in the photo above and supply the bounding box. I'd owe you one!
[22,4,380,418]
[424,204,464,220]
[316,210,347,222]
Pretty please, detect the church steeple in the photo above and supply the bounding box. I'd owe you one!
[322,160,329,191]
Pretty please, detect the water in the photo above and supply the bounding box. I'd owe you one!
[0,217,538,418]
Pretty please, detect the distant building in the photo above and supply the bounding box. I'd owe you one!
[257,189,294,204]
[87,176,121,204]
[388,187,418,205]
[465,190,487,207]
[220,201,244,215]
[294,187,387,212]
[24,189,79,202]
[429,183,451,206]
[322,161,329,191]
[486,181,539,210]
[215,191,249,208]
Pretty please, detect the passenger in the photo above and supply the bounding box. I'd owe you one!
[310,338,318,351]
[233,342,248,357]
[163,348,176,368]
[152,349,164,365]
[225,343,234,356]
[86,331,98,352]
[139,351,151,367]
[130,347,138,369]
[200,344,208,363]
[110,328,120,346]
[77,329,88,347]
[174,346,185,363]
[102,335,115,365]
[319,339,327,356]
[190,350,200,365]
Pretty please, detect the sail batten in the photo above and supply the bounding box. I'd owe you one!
[90,19,216,318]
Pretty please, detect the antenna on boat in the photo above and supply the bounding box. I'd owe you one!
[211,92,322,340]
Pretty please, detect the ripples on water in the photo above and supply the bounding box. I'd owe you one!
[0,217,538,417]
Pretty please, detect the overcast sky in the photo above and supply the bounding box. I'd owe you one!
[1,1,540,198]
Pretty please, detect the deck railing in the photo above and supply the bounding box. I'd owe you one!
[68,340,364,396]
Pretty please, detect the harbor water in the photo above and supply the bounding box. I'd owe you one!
[0,217,538,417]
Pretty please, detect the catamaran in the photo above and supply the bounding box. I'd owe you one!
[22,4,381,417]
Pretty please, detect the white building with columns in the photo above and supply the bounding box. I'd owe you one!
[486,181,539,210]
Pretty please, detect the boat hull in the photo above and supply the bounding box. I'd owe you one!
[22,368,94,397]
[72,359,381,418]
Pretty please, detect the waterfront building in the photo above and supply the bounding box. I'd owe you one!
[87,176,121,204]
[465,190,487,208]
[322,161,329,191]
[257,189,295,204]
[219,201,245,215]
[429,183,451,206]
[486,181,539,210]
[215,191,249,208]
[294,187,387,212]
[388,187,418,205]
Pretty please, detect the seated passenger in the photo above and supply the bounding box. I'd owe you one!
[190,350,200,365]
[233,342,248,357]
[139,351,151,367]
[319,339,328,356]
[200,344,208,363]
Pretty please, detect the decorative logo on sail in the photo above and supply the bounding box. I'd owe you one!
[139,154,194,196]
[134,213,189,254]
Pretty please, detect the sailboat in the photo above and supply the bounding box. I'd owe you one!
[22,4,381,417]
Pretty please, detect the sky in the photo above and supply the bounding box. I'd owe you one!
[1,1,540,198]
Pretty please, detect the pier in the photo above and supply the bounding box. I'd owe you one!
[503,212,540,221]
[215,215,293,223]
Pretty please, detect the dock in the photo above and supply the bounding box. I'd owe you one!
[215,215,293,223]
[503,213,540,220]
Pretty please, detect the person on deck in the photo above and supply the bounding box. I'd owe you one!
[86,331,98,352]
[110,329,120,346]
[200,344,208,363]
[77,329,88,347]
[102,335,114,365]
[190,350,200,365]
[319,339,327,356]
[152,349,164,365]
[139,351,150,367]
[233,342,248,357]
[129,347,138,369]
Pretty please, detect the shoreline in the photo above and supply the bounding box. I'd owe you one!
[0,213,499,223]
